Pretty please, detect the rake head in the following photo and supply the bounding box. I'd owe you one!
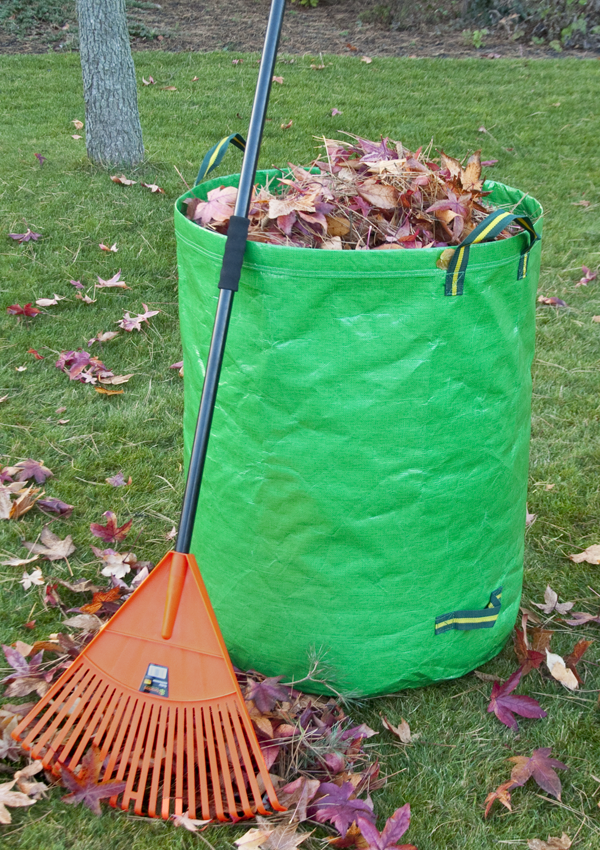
[12,552,284,821]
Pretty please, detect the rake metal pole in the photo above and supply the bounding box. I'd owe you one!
[176,0,286,554]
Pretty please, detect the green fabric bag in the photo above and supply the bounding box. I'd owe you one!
[174,171,542,697]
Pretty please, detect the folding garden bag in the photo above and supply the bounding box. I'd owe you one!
[175,171,542,696]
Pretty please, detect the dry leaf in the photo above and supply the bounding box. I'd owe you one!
[71,134,82,140]
[381,715,415,743]
[95,387,124,395]
[72,119,84,130]
[0,780,37,823]
[10,486,41,520]
[23,526,75,561]
[140,182,165,194]
[360,56,372,63]
[527,835,571,850]
[97,373,133,386]
[236,828,276,850]
[281,120,293,130]
[568,544,600,564]
[272,76,284,84]
[99,242,118,252]
[110,175,137,186]
[171,811,212,832]
[545,650,579,690]
[62,613,103,632]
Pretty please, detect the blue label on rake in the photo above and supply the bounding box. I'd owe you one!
[140,663,169,698]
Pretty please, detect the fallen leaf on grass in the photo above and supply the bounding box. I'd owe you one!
[528,834,571,850]
[310,782,375,837]
[8,229,41,243]
[259,821,312,850]
[97,373,133,386]
[62,613,103,632]
[563,639,592,684]
[0,779,37,823]
[526,507,537,527]
[537,296,568,307]
[34,153,46,166]
[545,650,579,690]
[15,366,27,372]
[96,270,128,289]
[36,496,73,517]
[142,76,155,85]
[95,387,123,395]
[171,811,212,832]
[0,555,39,567]
[281,120,293,130]
[357,805,416,850]
[513,616,552,676]
[28,348,44,360]
[23,526,76,561]
[236,828,276,849]
[509,747,567,800]
[70,279,84,289]
[575,266,597,287]
[331,108,343,116]
[88,331,119,346]
[533,585,574,615]
[110,175,137,186]
[118,304,159,331]
[106,472,131,487]
[568,544,600,564]
[5,459,53,484]
[14,761,47,799]
[20,569,44,590]
[80,587,122,615]
[99,242,118,252]
[10,486,42,520]
[60,744,127,815]
[487,667,547,730]
[272,76,284,84]
[90,511,132,543]
[246,676,290,713]
[141,182,165,194]
[76,293,96,304]
[381,716,415,744]
[35,293,66,307]
[484,780,514,817]
[161,85,177,91]
[277,777,321,823]
[72,134,82,140]
[6,303,41,317]
[72,119,84,129]
[360,56,372,63]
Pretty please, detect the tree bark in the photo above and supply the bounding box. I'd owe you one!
[78,0,144,166]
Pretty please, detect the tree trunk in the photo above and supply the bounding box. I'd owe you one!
[78,0,144,166]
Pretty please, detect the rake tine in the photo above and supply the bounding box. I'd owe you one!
[221,702,253,818]
[194,707,210,821]
[228,700,268,814]
[203,705,225,821]
[148,703,167,819]
[121,700,152,811]
[174,708,185,817]
[236,696,285,812]
[103,695,136,781]
[71,682,114,767]
[31,668,95,763]
[17,662,86,752]
[185,707,197,819]
[212,703,240,821]
[54,678,107,766]
[161,706,177,819]
[134,702,158,816]
[92,686,120,751]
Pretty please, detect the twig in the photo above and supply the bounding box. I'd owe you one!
[174,164,190,189]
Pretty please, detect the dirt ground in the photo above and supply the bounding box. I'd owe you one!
[0,0,598,59]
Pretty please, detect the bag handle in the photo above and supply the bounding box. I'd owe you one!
[445,210,539,297]
[194,133,247,186]
[435,587,502,634]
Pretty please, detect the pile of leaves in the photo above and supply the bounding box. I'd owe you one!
[185,135,513,251]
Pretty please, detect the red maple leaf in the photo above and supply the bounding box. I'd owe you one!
[356,806,415,850]
[9,459,53,484]
[246,676,291,713]
[310,782,375,837]
[60,744,127,815]
[90,511,133,543]
[487,668,547,731]
[563,639,592,685]
[8,229,41,243]
[508,747,568,800]
[6,303,41,317]
[513,614,552,676]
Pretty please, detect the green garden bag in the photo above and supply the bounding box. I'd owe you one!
[174,170,542,697]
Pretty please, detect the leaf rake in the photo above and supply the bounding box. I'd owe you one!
[13,0,288,822]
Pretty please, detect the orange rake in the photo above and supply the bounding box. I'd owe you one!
[13,0,288,822]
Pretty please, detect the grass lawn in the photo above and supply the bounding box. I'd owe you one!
[0,50,599,849]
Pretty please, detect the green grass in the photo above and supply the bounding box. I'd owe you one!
[0,51,599,849]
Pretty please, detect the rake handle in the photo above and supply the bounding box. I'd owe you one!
[175,0,286,556]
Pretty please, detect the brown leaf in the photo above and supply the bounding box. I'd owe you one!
[95,387,124,395]
[567,544,600,564]
[527,834,571,850]
[10,486,42,520]
[171,811,212,831]
[277,777,321,822]
[80,587,122,615]
[563,639,592,685]
[141,182,165,194]
[272,76,284,84]
[357,179,398,210]
[110,175,137,186]
[0,780,37,823]
[23,526,75,561]
[281,120,293,130]
[97,373,133,386]
[546,650,579,690]
[360,56,372,63]
[484,780,513,818]
[63,613,103,632]
[381,716,414,743]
